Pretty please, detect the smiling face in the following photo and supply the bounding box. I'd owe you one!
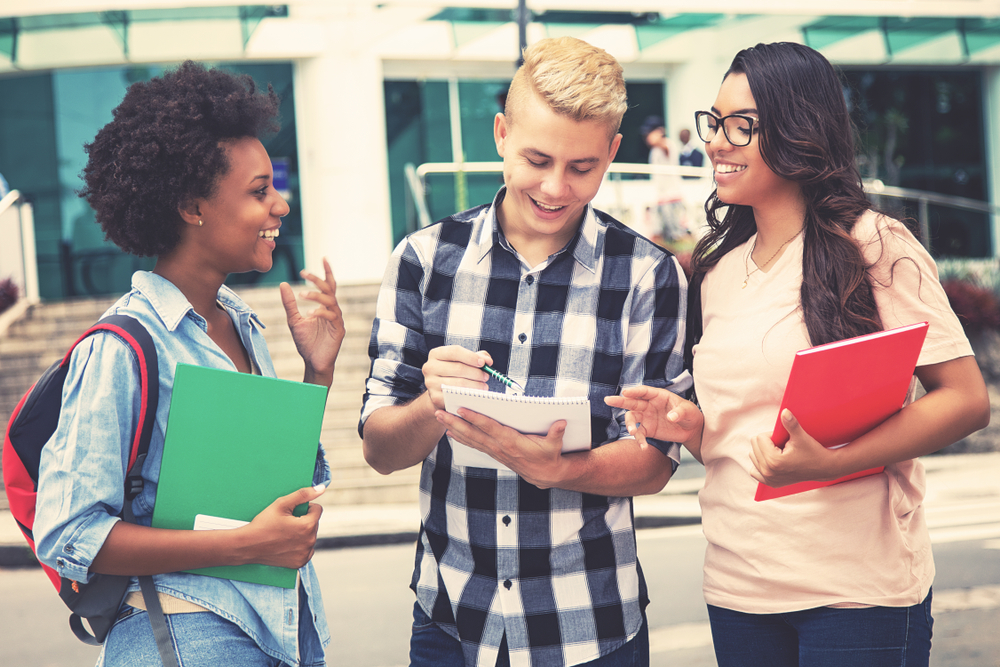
[194,136,289,275]
[706,73,802,212]
[494,89,620,260]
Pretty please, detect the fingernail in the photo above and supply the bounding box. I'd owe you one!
[313,484,327,493]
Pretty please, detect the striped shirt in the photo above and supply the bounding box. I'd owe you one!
[360,188,689,667]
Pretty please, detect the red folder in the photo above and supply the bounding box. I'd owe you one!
[754,321,929,501]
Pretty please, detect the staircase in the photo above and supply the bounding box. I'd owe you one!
[0,282,421,509]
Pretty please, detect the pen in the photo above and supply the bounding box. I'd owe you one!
[482,365,525,394]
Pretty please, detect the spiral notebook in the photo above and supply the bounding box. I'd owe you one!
[441,385,591,469]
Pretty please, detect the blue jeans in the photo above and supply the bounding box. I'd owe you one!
[707,590,933,667]
[100,597,324,667]
[408,601,649,667]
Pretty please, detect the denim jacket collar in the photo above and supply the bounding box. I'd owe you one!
[131,271,266,332]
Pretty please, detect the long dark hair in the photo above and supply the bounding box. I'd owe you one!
[687,42,882,365]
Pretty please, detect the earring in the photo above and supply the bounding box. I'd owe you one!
[198,220,204,227]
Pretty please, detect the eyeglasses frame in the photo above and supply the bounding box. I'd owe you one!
[693,111,757,147]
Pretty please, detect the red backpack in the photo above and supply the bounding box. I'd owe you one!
[3,314,158,644]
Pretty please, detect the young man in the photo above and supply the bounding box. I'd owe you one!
[360,37,689,667]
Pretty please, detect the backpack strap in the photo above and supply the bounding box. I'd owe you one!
[89,317,178,666]
[82,315,159,494]
[55,315,157,644]
[58,316,179,665]
[138,574,180,667]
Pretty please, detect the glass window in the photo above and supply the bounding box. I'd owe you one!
[844,68,990,258]
[0,61,300,299]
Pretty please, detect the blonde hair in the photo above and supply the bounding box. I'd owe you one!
[505,37,627,138]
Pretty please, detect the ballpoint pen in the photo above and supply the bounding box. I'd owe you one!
[482,364,525,394]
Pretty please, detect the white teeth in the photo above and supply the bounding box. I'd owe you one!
[259,229,280,239]
[715,163,747,174]
[533,199,563,212]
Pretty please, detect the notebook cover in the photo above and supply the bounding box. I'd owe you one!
[755,321,929,501]
[151,364,326,587]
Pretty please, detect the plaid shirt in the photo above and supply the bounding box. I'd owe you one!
[360,188,688,667]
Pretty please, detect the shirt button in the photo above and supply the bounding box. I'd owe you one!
[502,515,511,526]
[503,579,512,590]
[525,275,534,285]
[64,544,75,554]
[518,333,527,343]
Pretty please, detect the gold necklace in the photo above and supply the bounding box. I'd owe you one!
[742,229,802,289]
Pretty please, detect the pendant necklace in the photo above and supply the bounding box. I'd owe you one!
[742,229,802,289]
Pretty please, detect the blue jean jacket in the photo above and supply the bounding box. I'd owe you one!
[33,271,331,667]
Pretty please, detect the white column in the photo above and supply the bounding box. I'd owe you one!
[292,2,392,285]
[983,67,1000,257]
[665,56,730,142]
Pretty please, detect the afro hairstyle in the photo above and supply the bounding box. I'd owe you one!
[80,60,280,257]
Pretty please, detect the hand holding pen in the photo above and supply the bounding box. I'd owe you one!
[422,345,498,411]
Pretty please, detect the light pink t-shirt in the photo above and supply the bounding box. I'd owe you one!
[693,211,973,614]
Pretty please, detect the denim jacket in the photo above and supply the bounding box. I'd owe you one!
[33,271,331,667]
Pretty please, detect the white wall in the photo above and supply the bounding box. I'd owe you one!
[292,1,393,284]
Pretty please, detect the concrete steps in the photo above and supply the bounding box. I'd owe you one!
[0,281,421,509]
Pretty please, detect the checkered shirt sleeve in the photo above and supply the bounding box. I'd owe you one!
[359,193,688,667]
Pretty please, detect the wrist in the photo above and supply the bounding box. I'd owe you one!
[303,365,334,388]
[419,390,443,424]
[210,524,253,567]
[533,451,582,491]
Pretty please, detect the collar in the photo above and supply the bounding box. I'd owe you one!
[131,271,264,332]
[474,187,601,274]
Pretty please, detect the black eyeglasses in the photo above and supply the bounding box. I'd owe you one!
[694,111,757,147]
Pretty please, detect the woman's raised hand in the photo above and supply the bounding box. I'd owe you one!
[605,386,704,458]
[281,257,345,388]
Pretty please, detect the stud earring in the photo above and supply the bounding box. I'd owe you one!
[198,220,204,227]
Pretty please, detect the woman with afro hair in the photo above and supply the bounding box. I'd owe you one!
[32,61,344,666]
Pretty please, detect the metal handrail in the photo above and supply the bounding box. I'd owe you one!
[403,163,996,255]
[0,189,39,304]
[404,163,434,230]
[412,161,712,180]
[404,162,712,232]
[863,179,998,251]
[863,180,996,213]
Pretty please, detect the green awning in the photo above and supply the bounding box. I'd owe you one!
[0,5,287,65]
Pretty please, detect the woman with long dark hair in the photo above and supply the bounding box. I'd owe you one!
[607,42,989,665]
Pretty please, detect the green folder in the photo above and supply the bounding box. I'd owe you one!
[151,363,326,588]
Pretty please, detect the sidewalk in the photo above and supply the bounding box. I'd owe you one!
[2,451,998,567]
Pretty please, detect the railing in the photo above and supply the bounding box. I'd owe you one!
[0,190,40,330]
[403,162,998,255]
[403,162,712,232]
[863,179,998,254]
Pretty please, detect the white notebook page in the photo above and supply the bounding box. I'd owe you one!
[441,385,592,470]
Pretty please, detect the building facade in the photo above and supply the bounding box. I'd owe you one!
[2,0,1000,298]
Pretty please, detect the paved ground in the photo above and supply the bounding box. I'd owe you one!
[1,451,998,665]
